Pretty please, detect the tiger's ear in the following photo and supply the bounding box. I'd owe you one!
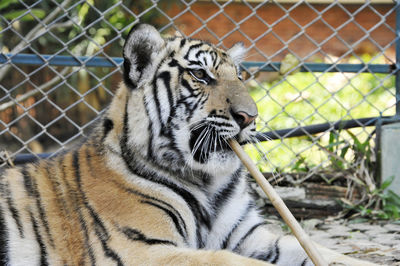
[123,24,165,89]
[227,42,246,66]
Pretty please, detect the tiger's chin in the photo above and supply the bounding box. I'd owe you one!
[188,125,228,164]
[188,124,254,164]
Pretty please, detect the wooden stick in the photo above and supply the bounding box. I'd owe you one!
[229,139,327,266]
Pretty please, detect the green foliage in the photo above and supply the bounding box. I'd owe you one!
[0,0,45,21]
[3,9,46,21]
[341,176,400,220]
[247,55,395,173]
[327,131,347,170]
[322,128,374,173]
[0,0,179,56]
[0,0,18,10]
[321,124,400,220]
[245,55,400,220]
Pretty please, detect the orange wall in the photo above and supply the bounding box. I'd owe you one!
[163,2,395,62]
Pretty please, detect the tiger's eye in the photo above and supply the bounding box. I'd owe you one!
[192,69,205,79]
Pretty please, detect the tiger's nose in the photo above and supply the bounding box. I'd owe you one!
[231,110,257,129]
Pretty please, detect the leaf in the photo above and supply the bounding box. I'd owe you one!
[328,131,336,152]
[387,190,400,206]
[348,218,369,224]
[3,9,46,21]
[325,140,346,150]
[339,145,350,160]
[78,0,94,24]
[0,0,17,10]
[381,176,394,190]
[346,130,364,152]
[291,156,305,171]
[384,204,399,219]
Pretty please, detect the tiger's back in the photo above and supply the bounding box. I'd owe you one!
[0,142,203,265]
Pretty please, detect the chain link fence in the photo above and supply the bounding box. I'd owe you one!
[0,0,398,186]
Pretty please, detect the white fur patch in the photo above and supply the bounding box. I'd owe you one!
[227,42,246,65]
[2,205,41,266]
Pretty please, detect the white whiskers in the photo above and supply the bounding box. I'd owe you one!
[249,134,283,185]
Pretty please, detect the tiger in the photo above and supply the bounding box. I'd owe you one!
[0,23,376,266]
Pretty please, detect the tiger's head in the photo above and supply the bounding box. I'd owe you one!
[108,24,258,175]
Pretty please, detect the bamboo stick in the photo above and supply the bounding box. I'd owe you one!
[229,139,327,266]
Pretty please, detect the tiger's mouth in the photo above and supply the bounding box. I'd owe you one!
[189,123,234,163]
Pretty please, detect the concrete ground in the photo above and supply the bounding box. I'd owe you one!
[264,217,400,265]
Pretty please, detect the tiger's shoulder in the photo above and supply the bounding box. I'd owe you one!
[0,139,199,265]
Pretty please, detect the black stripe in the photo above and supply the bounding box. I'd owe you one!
[143,94,155,160]
[211,51,217,67]
[188,60,202,67]
[168,51,176,58]
[209,109,217,116]
[211,167,242,216]
[73,150,123,266]
[198,93,209,110]
[179,78,205,121]
[209,121,233,128]
[152,76,164,132]
[232,221,268,252]
[44,161,78,262]
[140,200,186,240]
[253,250,273,262]
[215,62,221,70]
[183,43,204,60]
[143,73,185,164]
[120,105,210,248]
[152,71,173,135]
[48,161,72,220]
[123,58,137,89]
[180,38,186,48]
[221,203,254,249]
[109,178,188,241]
[0,204,8,264]
[180,78,200,95]
[22,168,35,197]
[158,71,173,132]
[195,50,205,58]
[29,210,48,266]
[120,227,176,246]
[23,168,55,247]
[126,160,208,248]
[129,95,154,161]
[301,257,309,266]
[168,58,183,70]
[3,181,24,238]
[270,237,281,264]
[103,118,114,140]
[208,114,230,120]
[68,154,96,266]
[160,71,173,107]
[252,237,281,263]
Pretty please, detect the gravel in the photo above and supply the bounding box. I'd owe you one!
[265,217,400,265]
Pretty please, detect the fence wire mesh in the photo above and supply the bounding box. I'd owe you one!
[0,0,398,184]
